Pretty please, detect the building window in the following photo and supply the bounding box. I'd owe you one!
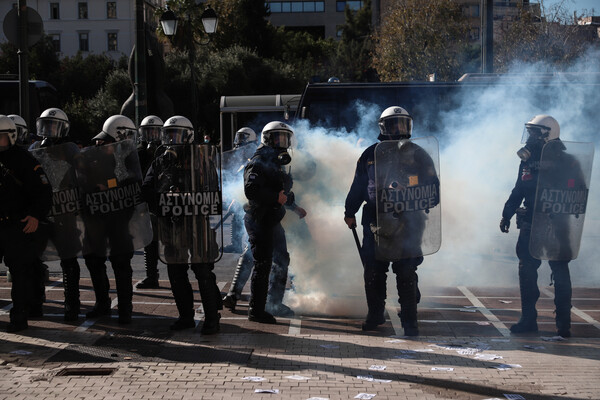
[266,1,325,13]
[107,32,118,51]
[463,4,479,18]
[50,3,60,19]
[336,0,363,11]
[79,3,88,19]
[107,2,117,19]
[50,34,61,52]
[79,32,89,51]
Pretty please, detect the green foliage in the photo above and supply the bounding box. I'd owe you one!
[494,4,600,72]
[372,0,471,81]
[332,0,377,82]
[0,35,60,82]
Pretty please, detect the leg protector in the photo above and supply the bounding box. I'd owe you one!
[138,240,160,288]
[550,261,572,337]
[248,261,276,324]
[393,260,420,336]
[510,258,541,333]
[363,266,387,325]
[61,257,81,320]
[110,254,133,323]
[84,256,111,317]
[167,264,195,321]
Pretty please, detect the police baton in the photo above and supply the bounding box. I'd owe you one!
[351,225,365,266]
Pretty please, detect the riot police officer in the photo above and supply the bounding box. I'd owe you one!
[344,106,439,335]
[8,114,31,148]
[80,115,140,324]
[142,116,222,334]
[136,115,163,289]
[31,108,83,321]
[500,115,579,338]
[223,127,306,317]
[243,121,301,324]
[0,115,52,332]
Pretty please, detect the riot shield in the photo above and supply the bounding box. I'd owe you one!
[75,140,153,257]
[374,137,441,261]
[30,142,85,261]
[530,140,594,260]
[155,144,223,264]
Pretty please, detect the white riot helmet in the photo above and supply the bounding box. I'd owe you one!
[522,114,560,144]
[378,106,413,140]
[36,107,70,138]
[234,127,257,148]
[162,116,194,145]
[261,121,294,149]
[93,115,137,143]
[0,115,18,148]
[7,114,29,145]
[139,115,163,144]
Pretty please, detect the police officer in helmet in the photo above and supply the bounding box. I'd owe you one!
[242,121,303,323]
[136,115,163,289]
[0,115,52,332]
[142,116,223,334]
[500,115,576,337]
[344,106,434,335]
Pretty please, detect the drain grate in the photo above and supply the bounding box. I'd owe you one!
[56,367,117,377]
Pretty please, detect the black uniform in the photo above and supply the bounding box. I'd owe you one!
[137,142,160,288]
[31,138,83,321]
[77,144,138,323]
[243,144,295,323]
[142,145,222,333]
[345,140,437,334]
[502,139,574,337]
[0,145,52,332]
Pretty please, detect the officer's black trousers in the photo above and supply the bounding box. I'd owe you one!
[167,263,221,321]
[361,224,422,324]
[516,228,572,331]
[85,253,133,315]
[60,257,81,314]
[1,221,46,324]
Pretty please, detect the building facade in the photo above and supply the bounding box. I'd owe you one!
[0,1,164,60]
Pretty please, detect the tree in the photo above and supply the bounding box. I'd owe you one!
[494,2,599,72]
[0,35,60,82]
[372,0,471,81]
[333,0,378,82]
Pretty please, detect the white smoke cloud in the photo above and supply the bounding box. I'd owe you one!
[222,50,600,317]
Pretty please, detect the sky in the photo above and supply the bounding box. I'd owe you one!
[541,0,599,16]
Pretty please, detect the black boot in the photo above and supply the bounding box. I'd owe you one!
[511,265,539,334]
[168,264,195,330]
[551,262,572,337]
[193,264,222,334]
[397,268,419,337]
[248,262,276,324]
[137,241,160,289]
[85,257,112,318]
[112,255,133,324]
[61,258,81,321]
[361,267,386,331]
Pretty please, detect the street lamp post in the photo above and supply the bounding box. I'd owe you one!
[160,2,218,131]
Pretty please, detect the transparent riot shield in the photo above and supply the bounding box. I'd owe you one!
[155,144,223,264]
[374,137,441,261]
[30,142,84,261]
[530,140,594,260]
[75,139,153,257]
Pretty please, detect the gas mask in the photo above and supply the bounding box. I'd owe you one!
[517,126,547,161]
[277,149,291,165]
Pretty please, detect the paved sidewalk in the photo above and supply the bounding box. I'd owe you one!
[1,257,599,399]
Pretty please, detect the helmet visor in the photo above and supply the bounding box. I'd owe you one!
[522,124,548,144]
[162,127,192,144]
[15,126,28,144]
[36,118,68,138]
[140,126,161,143]
[269,130,292,149]
[381,117,412,138]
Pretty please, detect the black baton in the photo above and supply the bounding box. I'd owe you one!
[351,225,365,266]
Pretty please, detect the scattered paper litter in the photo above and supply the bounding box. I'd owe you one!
[368,365,386,371]
[373,379,392,383]
[523,345,545,350]
[385,339,406,343]
[541,336,566,342]
[431,367,454,371]
[474,354,503,361]
[306,397,329,400]
[492,364,522,370]
[354,394,376,399]
[414,348,434,352]
[285,375,310,380]
[254,389,279,394]
[356,375,373,381]
[503,395,526,400]
[9,350,32,355]
[499,300,513,304]
[242,376,266,382]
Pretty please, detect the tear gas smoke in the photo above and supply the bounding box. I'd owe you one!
[222,52,600,317]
